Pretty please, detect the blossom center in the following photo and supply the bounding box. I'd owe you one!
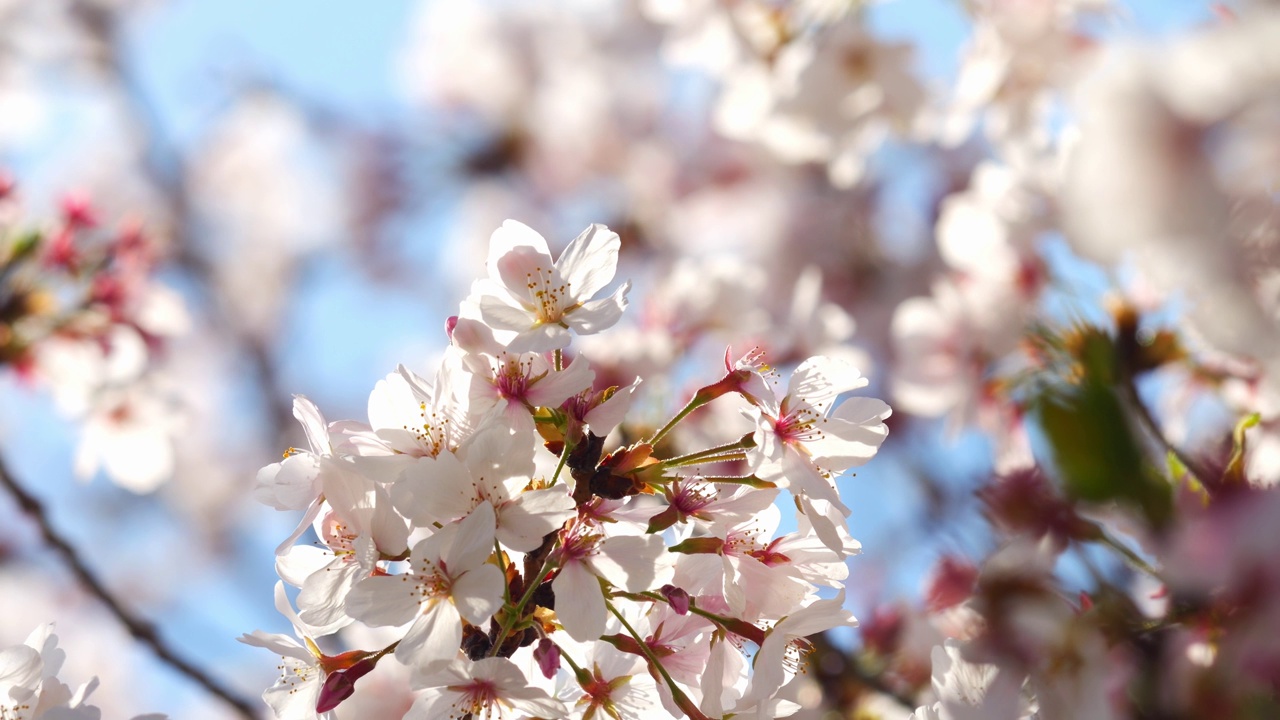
[404,402,454,457]
[446,678,500,719]
[558,523,603,563]
[523,265,572,323]
[494,354,535,401]
[774,406,825,445]
[412,558,453,601]
[671,479,716,515]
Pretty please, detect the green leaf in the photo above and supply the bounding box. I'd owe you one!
[1224,412,1261,488]
[1035,381,1172,530]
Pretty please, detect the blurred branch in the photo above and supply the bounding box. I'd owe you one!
[0,452,261,720]
[809,633,918,713]
[1118,374,1214,488]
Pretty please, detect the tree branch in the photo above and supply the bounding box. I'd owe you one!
[0,452,261,719]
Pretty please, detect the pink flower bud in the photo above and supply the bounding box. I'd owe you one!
[661,584,690,615]
[60,192,97,229]
[923,556,978,613]
[44,228,79,270]
[315,654,379,713]
[533,638,560,679]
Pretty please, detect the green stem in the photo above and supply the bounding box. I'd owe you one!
[550,440,572,487]
[648,396,711,446]
[665,452,747,469]
[605,599,697,714]
[657,435,755,469]
[557,642,586,676]
[488,557,558,658]
[1098,530,1162,579]
[633,590,744,630]
[554,641,593,687]
[1120,374,1212,485]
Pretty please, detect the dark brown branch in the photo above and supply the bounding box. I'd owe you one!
[0,452,261,719]
[809,632,919,713]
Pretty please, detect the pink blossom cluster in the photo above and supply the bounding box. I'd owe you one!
[0,180,188,492]
[244,219,891,719]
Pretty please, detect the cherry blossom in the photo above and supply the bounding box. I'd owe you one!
[345,502,505,672]
[558,641,663,719]
[237,583,336,720]
[552,519,674,642]
[0,624,127,720]
[469,220,630,353]
[745,355,890,554]
[389,421,575,552]
[405,657,567,720]
[451,315,595,434]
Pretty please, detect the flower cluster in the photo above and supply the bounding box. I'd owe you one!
[0,180,187,492]
[244,220,891,718]
[0,624,164,720]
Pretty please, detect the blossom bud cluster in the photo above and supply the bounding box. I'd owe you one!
[245,219,891,719]
[0,180,188,492]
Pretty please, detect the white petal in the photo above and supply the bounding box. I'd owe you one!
[798,495,856,561]
[396,601,462,672]
[496,487,576,552]
[526,356,594,408]
[807,397,891,469]
[261,658,323,720]
[297,559,363,629]
[403,687,461,720]
[478,293,540,333]
[504,684,572,719]
[345,575,422,627]
[593,535,673,592]
[700,635,737,717]
[781,449,849,514]
[461,423,535,495]
[370,488,411,555]
[506,324,573,354]
[556,223,620,301]
[273,497,324,556]
[488,220,552,281]
[237,631,313,664]
[553,561,607,641]
[393,453,475,525]
[584,377,642,437]
[446,500,498,572]
[0,645,41,691]
[367,371,423,439]
[292,395,328,454]
[452,564,505,626]
[787,356,867,411]
[275,545,334,588]
[254,455,321,511]
[564,281,630,335]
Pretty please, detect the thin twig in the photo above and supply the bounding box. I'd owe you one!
[0,452,260,719]
[1119,375,1214,484]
